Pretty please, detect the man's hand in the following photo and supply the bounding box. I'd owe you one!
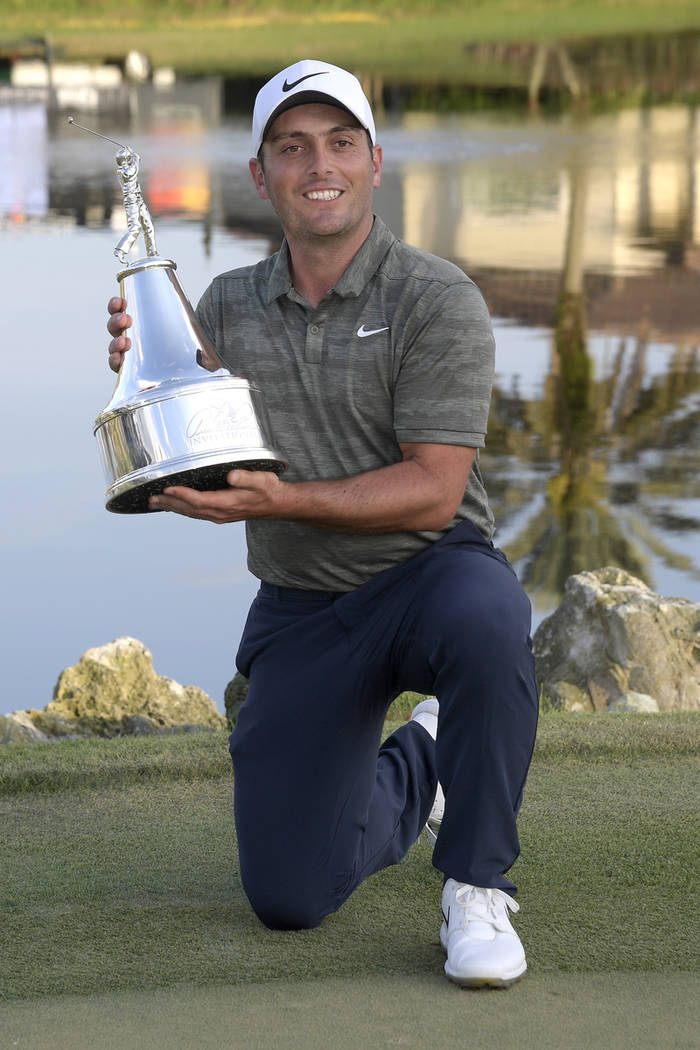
[107,296,132,372]
[149,469,286,523]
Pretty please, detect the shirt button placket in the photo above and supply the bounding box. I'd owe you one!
[305,319,324,364]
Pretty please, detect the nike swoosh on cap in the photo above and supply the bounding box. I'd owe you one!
[282,72,329,92]
[357,325,390,338]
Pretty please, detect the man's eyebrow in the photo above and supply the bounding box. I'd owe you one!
[268,124,362,143]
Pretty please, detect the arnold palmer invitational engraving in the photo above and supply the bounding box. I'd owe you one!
[186,400,258,445]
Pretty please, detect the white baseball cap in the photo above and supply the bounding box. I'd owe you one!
[252,59,376,155]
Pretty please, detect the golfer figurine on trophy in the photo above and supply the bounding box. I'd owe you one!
[113,145,158,265]
[68,117,286,514]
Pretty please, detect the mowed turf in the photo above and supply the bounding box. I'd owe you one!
[1,714,698,1043]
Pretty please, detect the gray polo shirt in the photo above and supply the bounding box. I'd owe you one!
[196,216,495,591]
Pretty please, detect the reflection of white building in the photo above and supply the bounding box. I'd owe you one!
[399,106,699,275]
[9,59,126,112]
[0,104,48,219]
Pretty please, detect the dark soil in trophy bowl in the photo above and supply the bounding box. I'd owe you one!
[107,460,285,513]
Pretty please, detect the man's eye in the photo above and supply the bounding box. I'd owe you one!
[282,144,301,153]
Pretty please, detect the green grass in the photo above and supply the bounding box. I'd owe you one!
[3,1,700,80]
[2,708,696,796]
[1,712,698,1001]
[0,730,231,796]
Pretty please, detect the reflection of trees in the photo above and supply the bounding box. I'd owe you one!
[462,32,700,111]
[489,327,700,609]
[484,159,700,610]
[529,42,584,112]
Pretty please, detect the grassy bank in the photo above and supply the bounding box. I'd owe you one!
[2,713,698,1001]
[4,1,700,79]
[2,710,698,796]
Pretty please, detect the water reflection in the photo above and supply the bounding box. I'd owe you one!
[0,103,48,218]
[1,68,698,715]
[489,301,700,610]
[401,106,699,276]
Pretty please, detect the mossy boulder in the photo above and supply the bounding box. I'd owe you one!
[224,672,249,730]
[534,567,700,712]
[23,637,226,739]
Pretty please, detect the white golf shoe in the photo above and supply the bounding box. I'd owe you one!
[409,697,444,846]
[441,879,527,988]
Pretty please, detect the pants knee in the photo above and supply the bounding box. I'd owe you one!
[244,878,327,931]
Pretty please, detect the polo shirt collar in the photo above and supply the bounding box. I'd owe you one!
[333,216,395,298]
[264,216,396,304]
[265,242,294,304]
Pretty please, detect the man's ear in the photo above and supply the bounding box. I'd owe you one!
[372,145,383,189]
[249,157,269,200]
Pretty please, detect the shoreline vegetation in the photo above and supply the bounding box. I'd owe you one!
[4,1,700,78]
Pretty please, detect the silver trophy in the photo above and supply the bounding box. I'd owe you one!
[69,118,286,513]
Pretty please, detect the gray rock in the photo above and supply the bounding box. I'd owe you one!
[608,692,661,713]
[534,567,700,712]
[0,711,52,744]
[121,714,160,736]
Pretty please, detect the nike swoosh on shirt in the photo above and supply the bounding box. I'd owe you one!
[357,325,390,338]
[282,72,329,92]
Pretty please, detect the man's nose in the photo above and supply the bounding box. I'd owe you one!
[307,142,334,174]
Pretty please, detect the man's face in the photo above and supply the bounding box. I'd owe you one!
[248,103,382,244]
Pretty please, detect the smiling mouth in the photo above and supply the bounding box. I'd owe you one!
[304,189,343,201]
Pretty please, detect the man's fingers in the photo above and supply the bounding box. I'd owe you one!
[225,469,274,489]
[107,330,131,372]
[148,485,243,521]
[157,485,238,508]
[108,349,127,373]
[106,299,131,373]
[109,333,131,352]
[107,311,132,337]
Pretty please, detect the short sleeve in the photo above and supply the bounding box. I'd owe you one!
[393,281,495,448]
[195,283,217,347]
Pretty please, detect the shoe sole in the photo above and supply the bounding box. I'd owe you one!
[444,963,527,989]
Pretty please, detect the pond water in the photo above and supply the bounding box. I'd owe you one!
[1,71,699,716]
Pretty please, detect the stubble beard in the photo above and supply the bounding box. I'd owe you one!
[271,160,376,247]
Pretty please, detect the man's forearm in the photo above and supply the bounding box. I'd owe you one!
[274,458,460,533]
[149,443,476,530]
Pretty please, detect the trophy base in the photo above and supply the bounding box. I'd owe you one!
[106,458,284,514]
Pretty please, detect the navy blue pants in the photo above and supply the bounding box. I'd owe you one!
[230,520,538,930]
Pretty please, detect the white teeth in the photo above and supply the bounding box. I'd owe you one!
[305,190,341,200]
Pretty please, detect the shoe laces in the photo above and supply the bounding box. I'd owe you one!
[451,883,519,933]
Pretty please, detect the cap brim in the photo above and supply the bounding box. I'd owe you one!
[260,92,368,148]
